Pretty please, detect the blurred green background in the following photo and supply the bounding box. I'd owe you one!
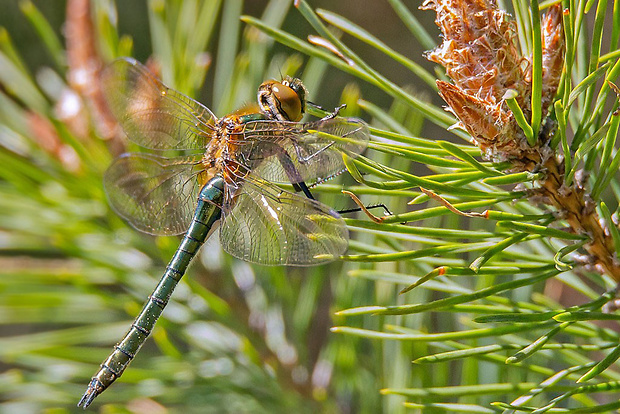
[3,0,620,413]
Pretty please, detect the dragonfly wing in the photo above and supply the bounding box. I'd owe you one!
[101,57,216,150]
[238,117,369,185]
[219,175,348,266]
[104,153,205,235]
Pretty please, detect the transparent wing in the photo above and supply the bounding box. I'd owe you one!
[219,175,348,266]
[104,153,206,235]
[101,57,216,150]
[235,117,369,185]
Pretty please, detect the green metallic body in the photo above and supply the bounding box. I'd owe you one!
[238,112,268,123]
[79,176,225,407]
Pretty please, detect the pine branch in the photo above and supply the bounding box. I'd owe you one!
[423,0,620,284]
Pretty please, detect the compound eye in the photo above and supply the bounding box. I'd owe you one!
[272,82,302,121]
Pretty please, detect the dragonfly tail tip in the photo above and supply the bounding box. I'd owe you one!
[77,378,104,409]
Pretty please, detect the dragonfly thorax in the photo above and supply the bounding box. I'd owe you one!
[257,76,307,122]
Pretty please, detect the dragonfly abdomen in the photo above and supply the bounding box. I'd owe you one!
[78,177,225,408]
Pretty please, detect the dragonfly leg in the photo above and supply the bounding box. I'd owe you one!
[308,169,347,189]
[339,190,403,224]
[295,180,315,200]
[276,151,315,200]
[78,177,224,408]
[308,102,347,120]
[292,140,335,165]
[321,104,347,121]
[338,203,393,216]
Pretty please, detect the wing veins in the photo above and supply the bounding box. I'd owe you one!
[147,168,203,222]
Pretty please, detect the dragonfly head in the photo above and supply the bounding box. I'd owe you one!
[258,77,307,122]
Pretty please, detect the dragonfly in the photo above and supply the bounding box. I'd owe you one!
[78,57,369,408]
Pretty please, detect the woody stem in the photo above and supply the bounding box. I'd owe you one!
[537,156,620,282]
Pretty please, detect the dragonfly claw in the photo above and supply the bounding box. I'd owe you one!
[321,104,347,121]
[77,378,104,409]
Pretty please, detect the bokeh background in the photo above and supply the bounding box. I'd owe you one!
[2,0,619,413]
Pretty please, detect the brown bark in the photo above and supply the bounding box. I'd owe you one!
[539,157,620,282]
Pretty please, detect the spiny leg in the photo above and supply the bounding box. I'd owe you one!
[275,103,348,200]
[338,203,393,216]
[293,180,315,200]
[276,150,315,200]
[340,190,401,224]
[307,102,347,120]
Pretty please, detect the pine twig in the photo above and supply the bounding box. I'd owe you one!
[423,0,620,284]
